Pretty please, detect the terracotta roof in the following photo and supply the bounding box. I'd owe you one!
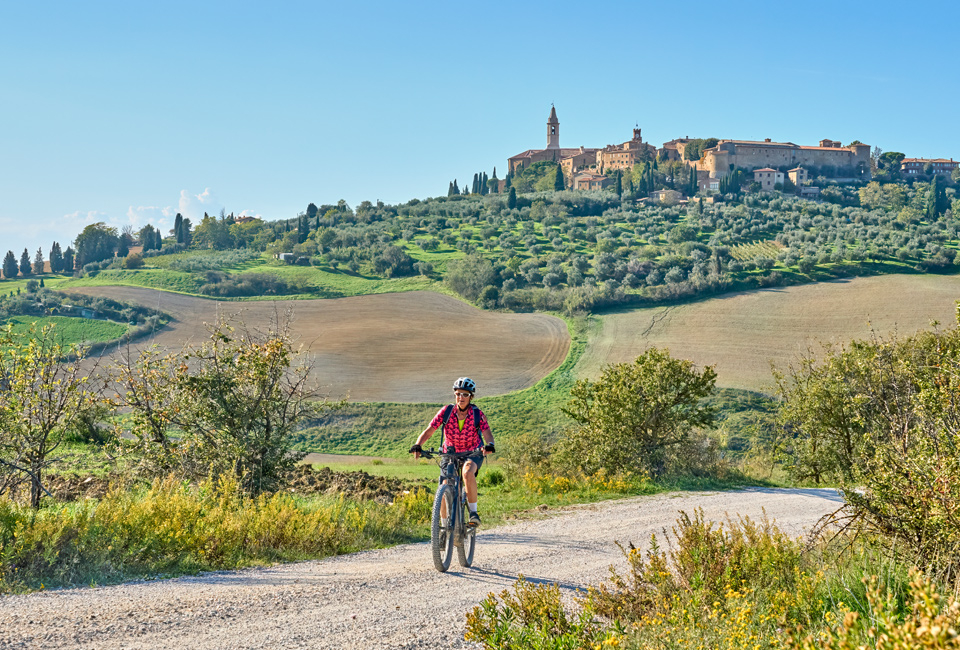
[753,168,778,172]
[720,139,799,148]
[510,147,586,160]
[787,167,805,172]
[902,158,956,164]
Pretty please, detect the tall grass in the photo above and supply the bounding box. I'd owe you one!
[0,474,430,592]
[465,510,954,650]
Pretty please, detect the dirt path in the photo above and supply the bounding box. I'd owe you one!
[64,288,570,403]
[0,488,842,649]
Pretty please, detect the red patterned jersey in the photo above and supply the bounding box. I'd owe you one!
[429,405,490,453]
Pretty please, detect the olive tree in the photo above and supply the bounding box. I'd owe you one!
[0,323,102,508]
[556,348,717,477]
[112,314,338,495]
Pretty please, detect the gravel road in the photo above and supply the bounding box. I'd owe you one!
[0,488,842,650]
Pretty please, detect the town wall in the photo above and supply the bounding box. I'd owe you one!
[701,140,870,177]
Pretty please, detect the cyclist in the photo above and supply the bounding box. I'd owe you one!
[409,377,495,527]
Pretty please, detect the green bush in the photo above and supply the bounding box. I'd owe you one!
[775,319,960,581]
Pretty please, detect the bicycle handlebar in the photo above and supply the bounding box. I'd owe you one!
[416,448,480,461]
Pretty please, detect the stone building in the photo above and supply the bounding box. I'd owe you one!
[507,106,595,176]
[573,173,610,190]
[900,158,959,175]
[754,168,784,192]
[659,137,695,161]
[595,129,657,175]
[560,147,601,184]
[787,167,808,186]
[700,138,871,179]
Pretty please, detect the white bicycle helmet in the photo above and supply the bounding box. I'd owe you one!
[453,377,476,394]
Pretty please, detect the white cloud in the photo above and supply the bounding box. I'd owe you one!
[63,210,108,223]
[125,205,173,232]
[178,188,222,222]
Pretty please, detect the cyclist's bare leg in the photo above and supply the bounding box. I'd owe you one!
[462,460,478,504]
[440,479,451,519]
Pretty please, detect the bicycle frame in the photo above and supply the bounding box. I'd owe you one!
[419,448,477,572]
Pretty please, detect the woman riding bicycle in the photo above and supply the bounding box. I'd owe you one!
[409,377,495,527]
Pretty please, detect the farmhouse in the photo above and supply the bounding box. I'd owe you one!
[573,173,610,190]
[753,168,784,192]
[900,158,959,175]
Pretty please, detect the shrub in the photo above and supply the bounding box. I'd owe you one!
[198,272,293,297]
[555,348,717,477]
[122,253,144,269]
[775,321,960,582]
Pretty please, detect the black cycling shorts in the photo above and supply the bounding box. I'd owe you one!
[440,451,484,479]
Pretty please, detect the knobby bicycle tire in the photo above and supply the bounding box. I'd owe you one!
[457,490,476,567]
[431,483,455,572]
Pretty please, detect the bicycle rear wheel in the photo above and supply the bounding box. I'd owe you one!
[457,494,476,567]
[431,484,455,572]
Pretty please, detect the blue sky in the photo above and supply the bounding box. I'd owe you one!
[1,0,956,257]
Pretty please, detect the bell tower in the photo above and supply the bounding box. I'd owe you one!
[546,104,559,150]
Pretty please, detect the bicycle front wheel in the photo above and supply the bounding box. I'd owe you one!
[431,484,455,572]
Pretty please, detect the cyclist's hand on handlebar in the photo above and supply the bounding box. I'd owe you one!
[484,443,496,455]
[409,443,422,459]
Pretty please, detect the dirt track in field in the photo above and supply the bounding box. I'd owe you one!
[65,288,569,403]
[577,274,960,393]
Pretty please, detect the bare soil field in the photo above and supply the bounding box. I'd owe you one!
[65,288,569,403]
[577,274,960,393]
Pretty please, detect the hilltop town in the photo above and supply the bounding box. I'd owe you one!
[498,106,957,201]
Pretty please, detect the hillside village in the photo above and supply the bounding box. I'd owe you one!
[503,106,958,201]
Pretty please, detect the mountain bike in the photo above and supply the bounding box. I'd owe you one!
[418,449,477,572]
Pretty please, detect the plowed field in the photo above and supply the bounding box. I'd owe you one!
[577,274,960,393]
[66,288,569,403]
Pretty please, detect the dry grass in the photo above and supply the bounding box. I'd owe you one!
[576,274,960,392]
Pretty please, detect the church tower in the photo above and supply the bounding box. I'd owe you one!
[546,105,559,150]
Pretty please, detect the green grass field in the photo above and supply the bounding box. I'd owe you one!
[4,315,129,346]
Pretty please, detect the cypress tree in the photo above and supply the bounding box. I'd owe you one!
[63,247,75,273]
[49,242,62,273]
[491,167,499,194]
[33,247,44,274]
[2,251,16,279]
[472,173,479,194]
[508,186,517,209]
[19,248,31,276]
[448,181,455,197]
[452,179,460,195]
[481,172,489,195]
[174,213,184,244]
[555,164,565,191]
[614,170,622,197]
